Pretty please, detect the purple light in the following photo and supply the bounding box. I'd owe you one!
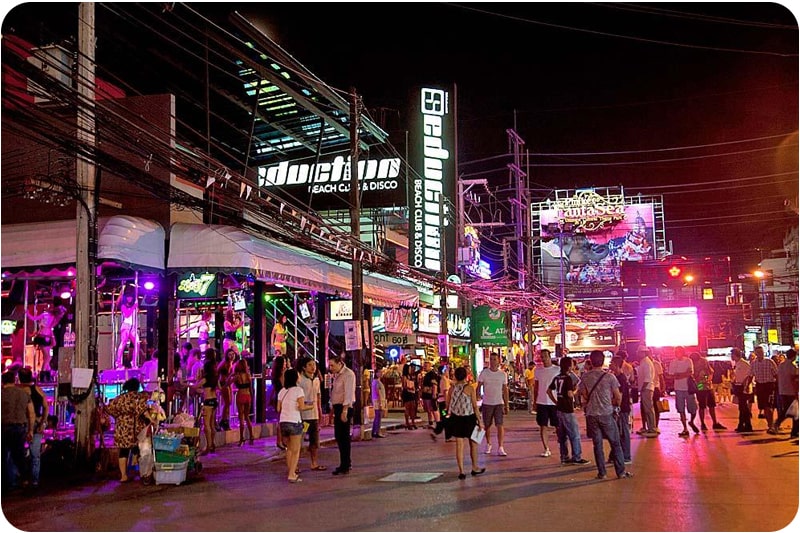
[60,290,72,300]
[143,281,155,291]
[67,268,76,277]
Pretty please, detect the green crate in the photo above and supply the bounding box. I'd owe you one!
[154,450,190,464]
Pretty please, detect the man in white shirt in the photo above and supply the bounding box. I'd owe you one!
[329,354,355,475]
[477,352,509,456]
[298,356,325,471]
[139,350,160,392]
[637,348,657,437]
[534,349,562,457]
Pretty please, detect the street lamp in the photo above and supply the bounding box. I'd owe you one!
[547,221,574,357]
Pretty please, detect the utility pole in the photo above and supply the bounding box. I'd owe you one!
[348,88,365,434]
[75,2,97,466]
[508,128,529,364]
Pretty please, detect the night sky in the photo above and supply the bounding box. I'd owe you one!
[3,2,798,275]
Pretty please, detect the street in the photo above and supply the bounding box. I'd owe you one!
[2,402,797,532]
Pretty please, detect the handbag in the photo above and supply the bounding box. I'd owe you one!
[658,398,670,412]
[687,376,698,395]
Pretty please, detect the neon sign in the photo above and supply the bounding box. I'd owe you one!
[177,272,217,298]
[554,190,625,232]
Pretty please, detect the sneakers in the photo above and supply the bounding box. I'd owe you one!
[540,449,552,457]
[485,445,492,455]
[498,447,508,456]
[595,473,607,480]
[618,471,634,479]
[712,423,727,430]
[643,430,659,438]
[572,458,590,465]
[624,459,633,465]
[678,430,690,437]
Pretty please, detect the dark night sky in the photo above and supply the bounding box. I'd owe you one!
[3,2,798,274]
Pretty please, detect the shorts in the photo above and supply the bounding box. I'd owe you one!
[422,399,438,412]
[755,382,777,409]
[203,398,218,408]
[280,421,303,437]
[33,335,52,347]
[481,404,505,427]
[449,414,477,439]
[674,390,697,415]
[536,404,558,427]
[696,390,716,409]
[303,419,320,448]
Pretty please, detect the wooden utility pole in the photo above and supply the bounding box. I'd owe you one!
[75,2,97,466]
[348,88,365,433]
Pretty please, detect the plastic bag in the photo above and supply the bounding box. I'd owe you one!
[787,399,798,420]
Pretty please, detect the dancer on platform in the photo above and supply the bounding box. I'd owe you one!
[115,284,140,369]
[26,301,66,381]
[222,308,242,356]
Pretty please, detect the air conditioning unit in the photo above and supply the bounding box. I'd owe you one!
[26,45,73,104]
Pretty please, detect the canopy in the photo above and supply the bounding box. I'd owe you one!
[167,223,418,308]
[1,215,166,276]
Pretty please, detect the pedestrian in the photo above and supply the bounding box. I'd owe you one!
[731,348,754,433]
[271,355,287,450]
[217,348,235,431]
[433,365,452,441]
[328,354,355,475]
[298,356,326,469]
[477,352,509,456]
[233,358,254,446]
[2,370,35,491]
[547,356,588,465]
[652,352,665,432]
[114,285,140,369]
[636,348,658,437]
[692,352,726,431]
[16,367,49,488]
[277,368,314,483]
[773,348,798,437]
[524,361,536,414]
[105,377,149,482]
[446,366,485,479]
[196,349,219,455]
[609,356,633,464]
[578,350,633,480]
[420,361,440,429]
[371,367,387,439]
[533,349,560,457]
[401,363,419,430]
[669,346,699,437]
[750,346,779,434]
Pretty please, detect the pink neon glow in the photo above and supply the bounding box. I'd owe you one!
[143,281,155,291]
[60,291,72,299]
[644,307,698,347]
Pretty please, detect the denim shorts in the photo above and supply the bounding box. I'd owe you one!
[280,421,303,437]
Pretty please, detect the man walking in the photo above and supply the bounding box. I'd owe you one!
[547,356,588,465]
[637,348,658,437]
[534,349,560,457]
[298,356,325,470]
[328,354,355,475]
[774,348,798,437]
[477,352,509,456]
[731,348,754,433]
[524,361,536,414]
[2,371,35,491]
[750,346,779,434]
[578,350,633,480]
[692,351,726,431]
[669,346,699,437]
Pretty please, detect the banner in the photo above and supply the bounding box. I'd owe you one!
[471,306,509,346]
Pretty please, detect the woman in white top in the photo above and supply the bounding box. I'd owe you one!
[277,368,314,483]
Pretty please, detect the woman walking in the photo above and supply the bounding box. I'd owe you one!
[402,363,419,430]
[447,366,485,479]
[197,349,219,455]
[277,369,314,483]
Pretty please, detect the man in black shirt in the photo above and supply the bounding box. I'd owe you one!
[548,357,589,465]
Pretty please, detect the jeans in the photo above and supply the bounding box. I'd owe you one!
[30,432,43,484]
[586,414,624,478]
[640,388,656,431]
[556,411,583,461]
[616,411,632,462]
[2,424,27,489]
[333,404,352,470]
[371,407,383,436]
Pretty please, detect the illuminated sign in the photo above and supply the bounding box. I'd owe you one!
[1,320,16,336]
[177,272,217,298]
[410,86,455,274]
[417,307,441,334]
[257,155,404,208]
[330,300,353,321]
[644,307,698,347]
[553,190,625,232]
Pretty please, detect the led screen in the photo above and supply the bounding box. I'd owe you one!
[644,307,698,347]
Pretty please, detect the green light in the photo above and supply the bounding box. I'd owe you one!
[264,294,271,302]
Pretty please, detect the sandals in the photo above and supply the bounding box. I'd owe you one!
[288,477,302,483]
[311,465,327,471]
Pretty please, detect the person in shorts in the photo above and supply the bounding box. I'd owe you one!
[534,349,561,457]
[669,346,699,437]
[297,357,325,471]
[477,353,509,456]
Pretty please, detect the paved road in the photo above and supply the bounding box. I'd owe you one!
[2,401,797,532]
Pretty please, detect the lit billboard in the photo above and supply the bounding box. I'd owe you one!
[538,202,656,298]
[408,86,456,276]
[644,307,699,347]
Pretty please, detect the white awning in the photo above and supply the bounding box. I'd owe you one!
[1,216,166,276]
[167,223,418,308]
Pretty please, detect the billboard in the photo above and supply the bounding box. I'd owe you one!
[257,154,406,209]
[538,202,656,298]
[644,307,699,347]
[471,306,509,346]
[408,86,456,276]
